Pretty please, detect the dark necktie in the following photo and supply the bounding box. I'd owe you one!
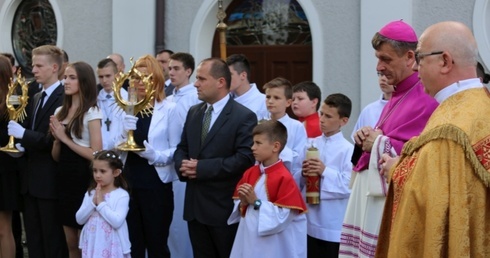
[201,105,213,143]
[106,94,111,99]
[32,91,47,129]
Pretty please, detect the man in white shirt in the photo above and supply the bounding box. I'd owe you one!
[96,58,127,150]
[350,73,394,141]
[165,52,199,258]
[226,54,268,119]
[167,52,201,126]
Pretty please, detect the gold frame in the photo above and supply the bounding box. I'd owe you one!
[0,69,29,153]
[112,59,155,152]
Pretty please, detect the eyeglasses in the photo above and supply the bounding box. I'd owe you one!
[130,75,142,82]
[415,51,443,65]
[130,74,150,82]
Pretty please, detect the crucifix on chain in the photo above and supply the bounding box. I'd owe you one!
[104,118,111,131]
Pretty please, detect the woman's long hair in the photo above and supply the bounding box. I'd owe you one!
[135,55,166,102]
[0,56,13,117]
[55,62,98,139]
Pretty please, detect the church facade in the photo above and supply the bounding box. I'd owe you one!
[0,0,487,134]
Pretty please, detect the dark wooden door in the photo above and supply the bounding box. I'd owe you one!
[212,44,312,91]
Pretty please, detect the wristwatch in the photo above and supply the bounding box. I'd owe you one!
[253,199,262,210]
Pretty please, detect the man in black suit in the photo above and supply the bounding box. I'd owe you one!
[174,58,256,258]
[8,45,66,258]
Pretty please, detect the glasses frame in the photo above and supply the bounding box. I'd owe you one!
[415,51,444,65]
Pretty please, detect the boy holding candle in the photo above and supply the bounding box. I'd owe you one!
[228,120,307,257]
[302,93,354,257]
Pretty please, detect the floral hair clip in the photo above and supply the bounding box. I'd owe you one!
[106,152,117,159]
[92,150,118,159]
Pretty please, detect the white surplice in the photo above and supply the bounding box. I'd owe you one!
[228,170,307,258]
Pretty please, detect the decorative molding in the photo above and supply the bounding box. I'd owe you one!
[189,0,323,85]
[474,0,490,69]
[0,0,63,64]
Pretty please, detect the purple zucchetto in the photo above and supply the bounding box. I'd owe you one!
[379,20,418,43]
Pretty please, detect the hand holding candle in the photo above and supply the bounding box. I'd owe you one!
[304,146,321,204]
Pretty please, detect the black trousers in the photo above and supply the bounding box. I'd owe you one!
[187,219,239,258]
[127,183,174,258]
[12,210,23,258]
[23,194,66,258]
[307,235,340,258]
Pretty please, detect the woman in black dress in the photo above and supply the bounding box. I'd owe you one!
[0,55,18,257]
[50,62,102,258]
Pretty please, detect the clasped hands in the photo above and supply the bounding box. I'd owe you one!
[49,115,69,143]
[302,158,325,177]
[180,159,198,179]
[92,183,104,206]
[354,126,383,152]
[237,183,257,207]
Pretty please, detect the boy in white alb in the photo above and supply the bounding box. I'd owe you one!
[350,73,393,141]
[96,58,127,150]
[166,52,201,127]
[164,52,198,258]
[228,120,307,258]
[263,77,307,188]
[226,54,268,119]
[302,94,354,257]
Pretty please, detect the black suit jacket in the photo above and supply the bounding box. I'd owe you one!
[174,98,256,226]
[20,84,64,199]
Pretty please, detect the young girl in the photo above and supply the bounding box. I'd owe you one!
[50,61,102,258]
[76,150,131,257]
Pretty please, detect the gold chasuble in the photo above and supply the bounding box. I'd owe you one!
[376,88,490,258]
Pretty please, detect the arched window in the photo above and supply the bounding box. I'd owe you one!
[12,0,57,77]
[226,0,311,46]
[213,0,313,90]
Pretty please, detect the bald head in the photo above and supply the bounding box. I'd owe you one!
[416,21,479,96]
[420,21,478,67]
[108,53,125,73]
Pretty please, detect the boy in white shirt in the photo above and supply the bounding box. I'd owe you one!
[226,54,268,119]
[263,77,307,188]
[96,58,127,150]
[228,120,307,258]
[302,93,354,257]
[165,52,198,258]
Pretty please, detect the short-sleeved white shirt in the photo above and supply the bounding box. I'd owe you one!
[55,106,103,147]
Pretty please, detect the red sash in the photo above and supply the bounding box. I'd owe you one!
[233,161,307,216]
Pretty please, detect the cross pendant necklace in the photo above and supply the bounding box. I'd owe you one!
[104,118,112,131]
[374,80,419,130]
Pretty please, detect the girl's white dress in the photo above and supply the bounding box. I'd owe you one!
[76,187,131,258]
